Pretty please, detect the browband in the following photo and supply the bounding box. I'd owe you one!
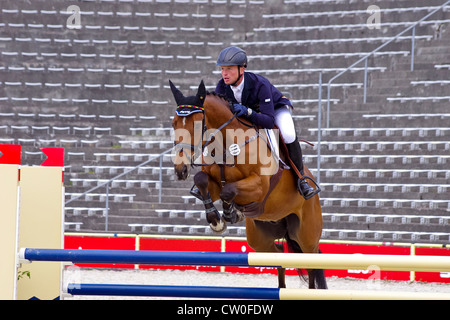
[176,104,204,116]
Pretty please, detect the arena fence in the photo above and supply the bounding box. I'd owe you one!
[65,148,174,231]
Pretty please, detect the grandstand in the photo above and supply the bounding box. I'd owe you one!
[0,0,449,243]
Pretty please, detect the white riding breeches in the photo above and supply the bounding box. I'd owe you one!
[274,105,296,144]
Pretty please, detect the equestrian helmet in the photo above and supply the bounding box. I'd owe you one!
[216,46,248,68]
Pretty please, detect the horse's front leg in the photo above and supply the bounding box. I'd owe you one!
[193,171,226,233]
[220,173,265,223]
[220,184,241,224]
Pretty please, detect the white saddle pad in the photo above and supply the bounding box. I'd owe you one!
[264,128,280,161]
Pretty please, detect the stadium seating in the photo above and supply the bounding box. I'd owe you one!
[0,0,449,243]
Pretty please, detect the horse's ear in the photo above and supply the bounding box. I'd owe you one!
[196,80,206,104]
[169,80,184,105]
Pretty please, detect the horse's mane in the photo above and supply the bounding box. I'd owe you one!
[207,91,253,127]
[206,91,232,107]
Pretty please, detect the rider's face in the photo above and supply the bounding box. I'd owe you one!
[221,66,245,86]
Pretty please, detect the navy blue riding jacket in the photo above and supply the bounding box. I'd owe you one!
[215,72,292,129]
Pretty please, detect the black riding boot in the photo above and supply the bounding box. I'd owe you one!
[286,140,316,199]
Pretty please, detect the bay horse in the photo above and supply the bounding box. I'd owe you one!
[170,80,327,289]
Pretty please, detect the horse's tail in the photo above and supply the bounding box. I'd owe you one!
[284,234,308,284]
[285,234,328,289]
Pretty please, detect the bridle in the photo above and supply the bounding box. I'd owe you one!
[173,104,207,166]
[173,100,260,169]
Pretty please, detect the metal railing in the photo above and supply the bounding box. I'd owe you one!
[64,2,450,231]
[316,0,450,184]
[324,0,450,128]
[65,147,174,231]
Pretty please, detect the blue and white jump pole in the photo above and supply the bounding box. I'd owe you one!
[20,248,450,273]
[63,283,450,300]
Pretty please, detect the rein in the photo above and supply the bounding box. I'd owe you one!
[174,99,260,169]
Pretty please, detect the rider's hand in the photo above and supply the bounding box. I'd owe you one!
[232,103,249,117]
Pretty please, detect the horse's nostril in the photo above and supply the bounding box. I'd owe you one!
[175,165,189,180]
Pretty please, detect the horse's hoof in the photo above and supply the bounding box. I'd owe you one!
[209,219,227,234]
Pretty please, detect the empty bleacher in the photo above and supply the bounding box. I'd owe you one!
[1,0,449,243]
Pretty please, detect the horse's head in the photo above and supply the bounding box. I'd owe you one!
[169,80,206,180]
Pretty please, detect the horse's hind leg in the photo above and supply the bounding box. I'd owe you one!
[220,183,244,224]
[246,219,287,288]
[193,171,226,233]
[275,242,286,288]
[307,267,327,290]
[292,196,328,289]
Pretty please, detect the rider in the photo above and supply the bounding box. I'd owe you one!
[215,46,316,200]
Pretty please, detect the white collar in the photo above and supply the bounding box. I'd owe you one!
[232,75,245,91]
[230,75,245,103]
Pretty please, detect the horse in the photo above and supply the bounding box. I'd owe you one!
[169,80,327,289]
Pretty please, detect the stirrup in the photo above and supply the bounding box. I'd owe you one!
[298,175,321,200]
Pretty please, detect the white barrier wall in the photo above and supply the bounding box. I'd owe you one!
[0,146,65,300]
[0,165,20,299]
[16,166,64,300]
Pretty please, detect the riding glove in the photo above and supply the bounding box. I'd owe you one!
[232,103,249,117]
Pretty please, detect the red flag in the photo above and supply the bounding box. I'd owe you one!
[0,144,21,165]
[41,148,64,167]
